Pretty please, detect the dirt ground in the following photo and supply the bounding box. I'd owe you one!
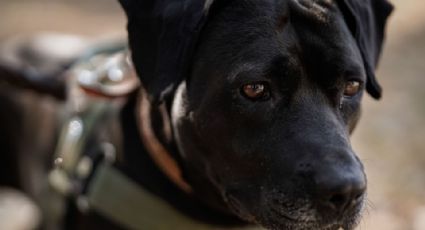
[0,0,424,229]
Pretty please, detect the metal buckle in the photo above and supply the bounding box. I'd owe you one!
[48,116,85,196]
[76,51,140,98]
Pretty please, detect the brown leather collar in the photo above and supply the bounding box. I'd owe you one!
[137,88,193,193]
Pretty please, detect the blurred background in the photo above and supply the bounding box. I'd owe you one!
[0,0,424,229]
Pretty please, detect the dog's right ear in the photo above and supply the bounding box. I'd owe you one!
[118,0,213,104]
[338,0,393,100]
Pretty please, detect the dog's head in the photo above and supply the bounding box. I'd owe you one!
[120,0,392,229]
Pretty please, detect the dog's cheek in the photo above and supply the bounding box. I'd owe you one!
[341,96,363,134]
[348,106,361,134]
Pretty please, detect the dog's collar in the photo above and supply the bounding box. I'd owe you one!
[136,88,193,193]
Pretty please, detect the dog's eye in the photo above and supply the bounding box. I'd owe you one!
[343,80,361,97]
[241,82,270,100]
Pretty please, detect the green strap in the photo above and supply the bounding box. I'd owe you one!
[86,163,263,230]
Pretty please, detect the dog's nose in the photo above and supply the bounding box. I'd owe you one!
[314,166,366,212]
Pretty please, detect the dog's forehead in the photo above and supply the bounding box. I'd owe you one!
[288,0,366,81]
[199,0,364,79]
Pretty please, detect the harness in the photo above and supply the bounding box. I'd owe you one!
[46,46,262,230]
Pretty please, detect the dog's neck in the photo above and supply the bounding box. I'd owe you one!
[117,92,245,227]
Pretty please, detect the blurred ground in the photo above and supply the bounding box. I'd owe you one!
[0,0,424,229]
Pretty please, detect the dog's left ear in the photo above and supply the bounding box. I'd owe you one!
[338,0,393,99]
[118,0,214,104]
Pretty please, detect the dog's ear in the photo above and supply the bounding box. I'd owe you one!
[338,0,393,99]
[118,0,214,104]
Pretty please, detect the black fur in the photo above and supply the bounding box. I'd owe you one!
[119,0,391,229]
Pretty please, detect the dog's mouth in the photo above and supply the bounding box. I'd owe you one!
[223,190,365,230]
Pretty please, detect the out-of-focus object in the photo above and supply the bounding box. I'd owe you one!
[0,187,41,230]
[0,33,90,99]
[0,32,128,99]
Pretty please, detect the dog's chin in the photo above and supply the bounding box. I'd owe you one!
[225,192,365,230]
[256,208,363,230]
[257,219,358,230]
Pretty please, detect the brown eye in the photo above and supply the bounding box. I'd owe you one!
[344,80,361,97]
[241,83,270,100]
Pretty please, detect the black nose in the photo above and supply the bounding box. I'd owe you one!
[314,168,366,212]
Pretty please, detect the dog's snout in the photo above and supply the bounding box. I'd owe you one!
[316,173,366,212]
[295,148,367,213]
[312,160,366,213]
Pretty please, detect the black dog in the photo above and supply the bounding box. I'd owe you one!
[0,0,393,229]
